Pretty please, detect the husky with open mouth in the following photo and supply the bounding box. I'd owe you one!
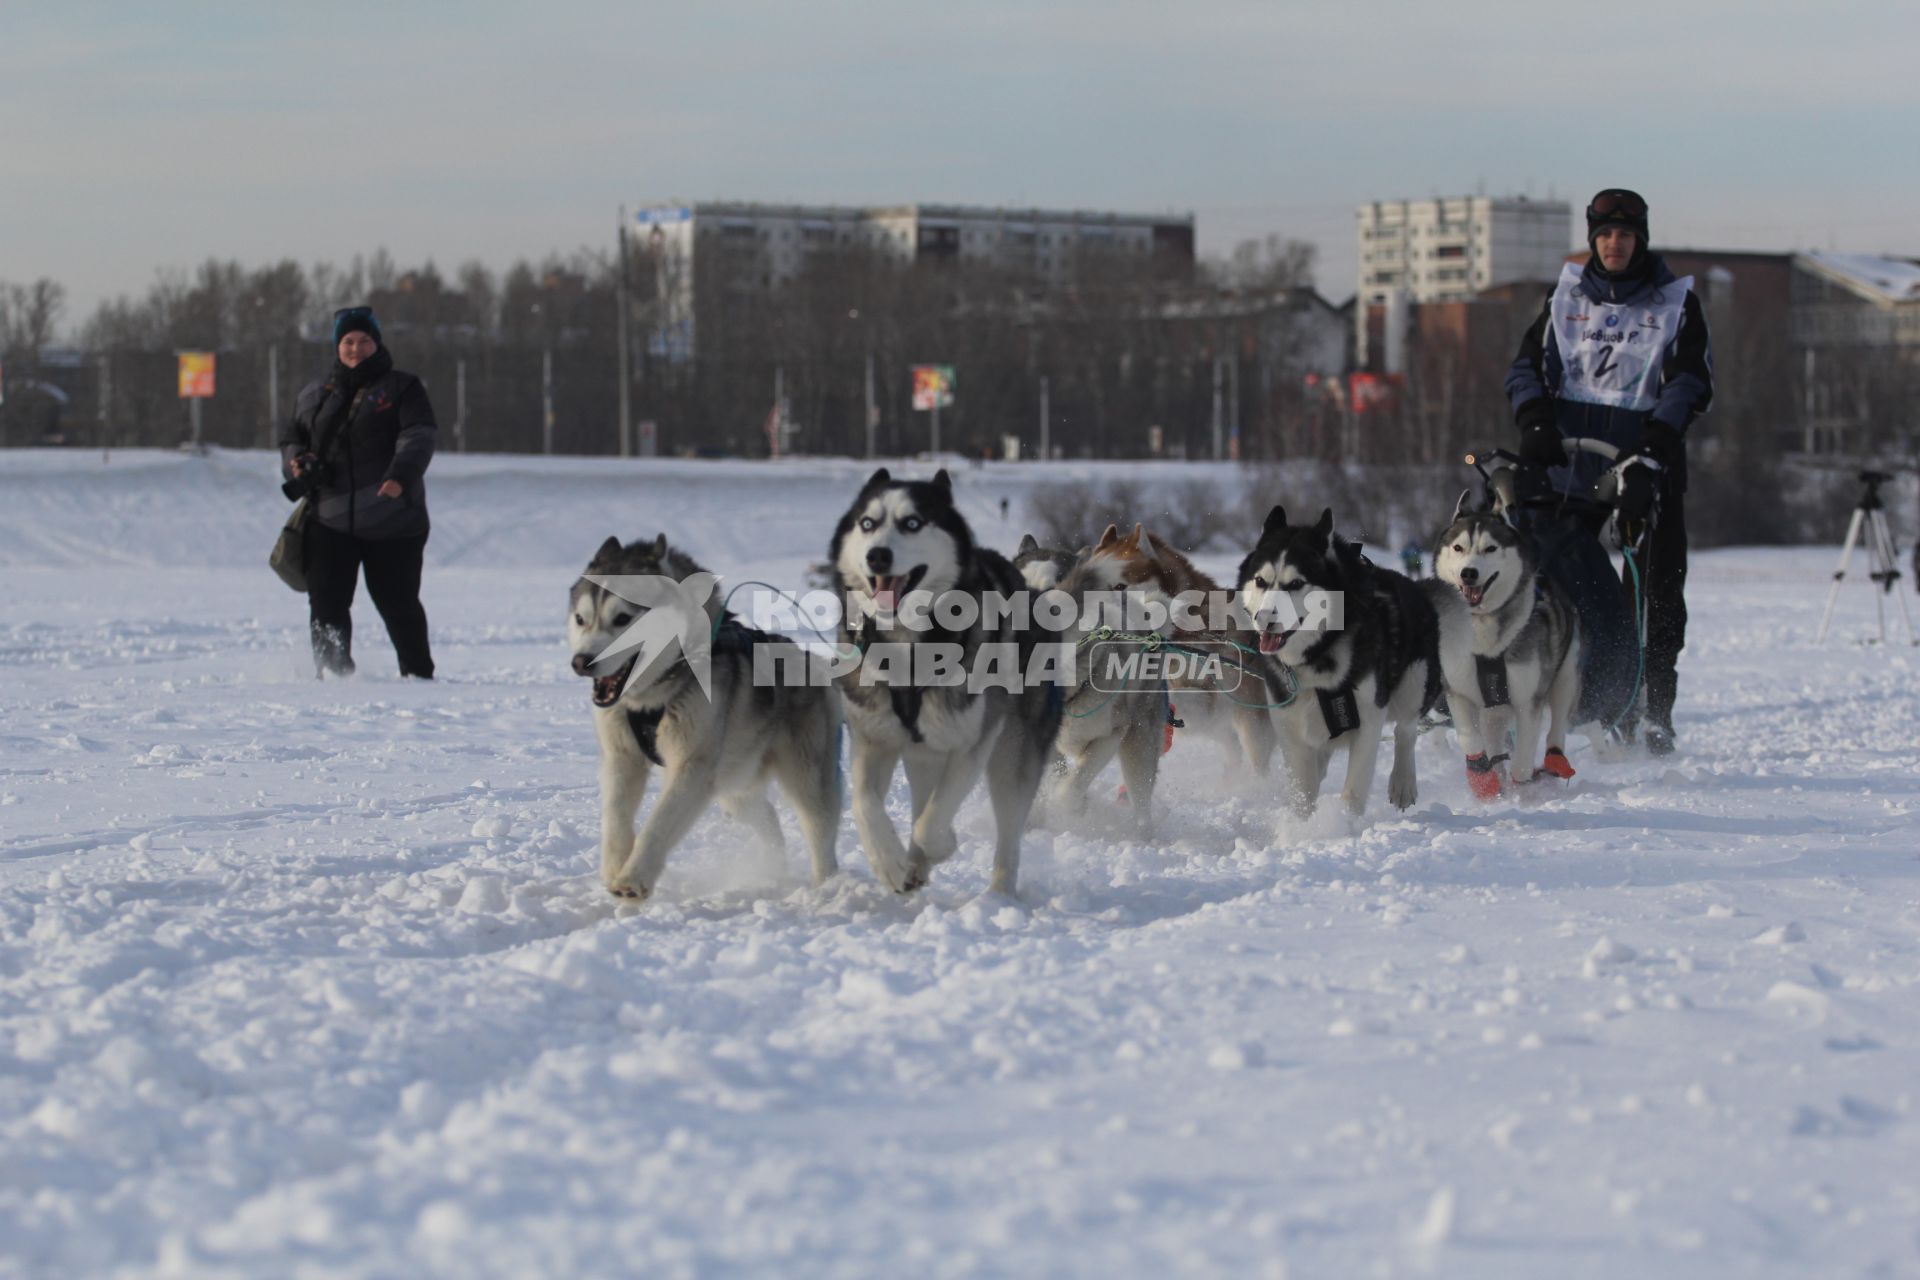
[830,469,1061,896]
[1427,490,1582,798]
[1237,506,1440,817]
[568,533,842,902]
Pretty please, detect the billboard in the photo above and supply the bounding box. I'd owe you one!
[633,206,693,226]
[634,206,696,365]
[178,352,216,399]
[911,364,954,411]
[1347,371,1402,414]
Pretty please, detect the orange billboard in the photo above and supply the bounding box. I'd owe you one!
[178,352,216,399]
[911,364,954,411]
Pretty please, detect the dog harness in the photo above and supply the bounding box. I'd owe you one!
[1475,654,1511,708]
[1317,686,1361,738]
[843,617,928,744]
[617,617,779,766]
[1471,582,1561,709]
[889,687,927,743]
[625,706,666,766]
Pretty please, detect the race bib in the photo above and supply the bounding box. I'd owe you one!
[1550,262,1690,411]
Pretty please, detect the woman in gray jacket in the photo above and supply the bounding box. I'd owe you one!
[280,306,437,678]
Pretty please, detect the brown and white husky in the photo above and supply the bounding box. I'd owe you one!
[1072,523,1277,775]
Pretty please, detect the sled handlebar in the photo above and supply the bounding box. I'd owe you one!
[1463,437,1622,470]
[1560,437,1623,462]
[1465,437,1662,542]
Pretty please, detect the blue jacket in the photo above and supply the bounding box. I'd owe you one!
[1505,254,1713,491]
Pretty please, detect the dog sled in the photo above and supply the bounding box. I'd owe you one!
[1465,436,1662,732]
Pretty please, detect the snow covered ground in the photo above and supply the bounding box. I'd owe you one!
[2,449,1918,1279]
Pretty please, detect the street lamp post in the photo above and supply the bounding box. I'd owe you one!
[533,302,553,455]
[616,205,633,457]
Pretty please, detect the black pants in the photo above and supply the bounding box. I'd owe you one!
[306,522,435,678]
[1626,484,1686,732]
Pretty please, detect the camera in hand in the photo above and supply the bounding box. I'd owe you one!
[281,454,331,502]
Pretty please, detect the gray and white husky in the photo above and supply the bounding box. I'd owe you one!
[1012,532,1081,593]
[1236,506,1441,818]
[831,470,1062,896]
[1016,534,1166,834]
[1427,490,1582,797]
[568,534,842,901]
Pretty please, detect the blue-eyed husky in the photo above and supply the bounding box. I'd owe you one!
[830,470,1062,896]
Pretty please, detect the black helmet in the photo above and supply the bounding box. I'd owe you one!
[1585,189,1650,250]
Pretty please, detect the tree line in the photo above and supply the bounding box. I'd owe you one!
[1,236,1339,461]
[4,238,1911,547]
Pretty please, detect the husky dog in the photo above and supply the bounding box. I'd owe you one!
[1428,490,1582,797]
[831,469,1062,896]
[568,534,842,901]
[1012,532,1081,593]
[1009,535,1167,834]
[1073,523,1278,774]
[1237,507,1440,817]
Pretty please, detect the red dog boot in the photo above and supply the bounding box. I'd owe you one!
[1163,701,1181,755]
[1539,747,1576,780]
[1465,752,1505,800]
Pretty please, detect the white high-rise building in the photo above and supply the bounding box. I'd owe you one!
[1355,196,1572,360]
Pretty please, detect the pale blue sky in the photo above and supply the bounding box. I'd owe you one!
[6,1,1917,330]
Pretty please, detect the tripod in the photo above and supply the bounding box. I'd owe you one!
[1817,470,1918,645]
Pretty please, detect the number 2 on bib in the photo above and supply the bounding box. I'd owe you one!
[1592,343,1619,384]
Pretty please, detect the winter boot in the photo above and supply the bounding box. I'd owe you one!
[312,622,355,679]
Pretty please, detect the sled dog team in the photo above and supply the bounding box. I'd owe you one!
[568,468,1589,904]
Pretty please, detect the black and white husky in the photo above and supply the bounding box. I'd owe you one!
[568,534,842,901]
[1428,491,1582,797]
[831,470,1062,896]
[1236,506,1440,817]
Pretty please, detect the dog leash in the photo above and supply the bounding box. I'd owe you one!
[1602,544,1648,738]
[717,579,859,659]
[1059,627,1150,721]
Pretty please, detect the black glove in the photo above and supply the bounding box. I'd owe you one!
[1613,463,1657,527]
[1515,400,1565,467]
[1632,420,1683,472]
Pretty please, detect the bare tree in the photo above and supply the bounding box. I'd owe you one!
[1206,235,1317,293]
[0,278,67,353]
